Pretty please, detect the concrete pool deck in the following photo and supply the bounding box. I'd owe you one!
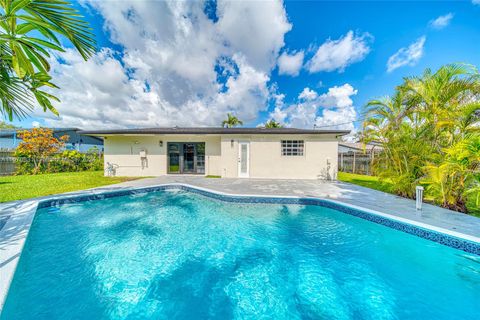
[1,176,480,310]
[97,175,480,238]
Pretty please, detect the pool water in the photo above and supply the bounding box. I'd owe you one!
[2,189,480,319]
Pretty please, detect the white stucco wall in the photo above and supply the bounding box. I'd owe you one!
[220,134,339,179]
[104,135,221,177]
[103,133,339,179]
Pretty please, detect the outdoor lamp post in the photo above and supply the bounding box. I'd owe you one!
[416,186,424,210]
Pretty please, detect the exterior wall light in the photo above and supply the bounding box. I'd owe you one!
[231,139,234,147]
[159,140,163,147]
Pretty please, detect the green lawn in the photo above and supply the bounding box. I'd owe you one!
[0,171,142,202]
[337,172,393,193]
[338,171,480,216]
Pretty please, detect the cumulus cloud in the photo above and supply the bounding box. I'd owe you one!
[429,13,453,29]
[306,31,372,73]
[473,0,480,5]
[387,36,426,73]
[44,0,291,128]
[298,87,318,101]
[277,50,304,76]
[270,84,357,131]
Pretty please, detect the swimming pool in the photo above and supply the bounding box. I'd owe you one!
[1,186,479,319]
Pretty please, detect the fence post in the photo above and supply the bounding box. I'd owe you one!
[340,153,344,171]
[352,152,356,174]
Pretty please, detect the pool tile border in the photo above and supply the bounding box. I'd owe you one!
[37,184,480,256]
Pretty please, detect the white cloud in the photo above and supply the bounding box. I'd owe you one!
[387,36,426,73]
[317,84,357,108]
[473,0,480,5]
[298,87,318,101]
[270,106,288,123]
[31,121,40,128]
[277,50,304,76]
[306,31,372,73]
[429,13,453,29]
[43,0,291,128]
[270,83,357,131]
[217,1,292,72]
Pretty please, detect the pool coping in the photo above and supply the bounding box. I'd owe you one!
[1,182,480,312]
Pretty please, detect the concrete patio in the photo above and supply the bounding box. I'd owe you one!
[3,176,478,238]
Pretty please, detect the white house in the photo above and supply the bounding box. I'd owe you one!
[80,127,350,180]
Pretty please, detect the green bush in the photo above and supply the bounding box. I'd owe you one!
[15,147,103,175]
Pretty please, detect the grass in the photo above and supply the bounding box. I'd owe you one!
[337,172,393,193]
[0,171,142,203]
[206,175,221,178]
[338,172,480,216]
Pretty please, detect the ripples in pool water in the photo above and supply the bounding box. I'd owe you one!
[2,189,480,319]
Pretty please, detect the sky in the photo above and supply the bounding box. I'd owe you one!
[9,0,480,134]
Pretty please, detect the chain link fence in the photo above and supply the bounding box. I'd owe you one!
[0,151,15,176]
[338,152,377,175]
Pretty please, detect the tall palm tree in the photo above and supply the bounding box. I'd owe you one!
[264,119,283,128]
[0,0,96,120]
[362,63,480,211]
[221,113,243,128]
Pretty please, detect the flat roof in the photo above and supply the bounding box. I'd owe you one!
[79,127,350,136]
[0,127,80,138]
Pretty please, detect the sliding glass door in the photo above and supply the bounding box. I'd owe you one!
[167,142,205,174]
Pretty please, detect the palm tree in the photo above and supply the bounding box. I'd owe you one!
[400,63,480,146]
[362,63,480,212]
[264,119,283,128]
[0,0,96,120]
[221,113,243,128]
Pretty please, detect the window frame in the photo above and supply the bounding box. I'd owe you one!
[281,140,305,157]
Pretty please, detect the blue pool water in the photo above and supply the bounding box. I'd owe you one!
[2,189,480,319]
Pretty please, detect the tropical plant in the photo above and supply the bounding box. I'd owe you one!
[422,135,480,211]
[0,0,96,120]
[47,148,103,173]
[362,63,480,213]
[221,113,243,128]
[264,119,283,128]
[0,120,17,129]
[14,127,68,174]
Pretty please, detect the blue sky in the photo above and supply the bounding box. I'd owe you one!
[10,0,480,133]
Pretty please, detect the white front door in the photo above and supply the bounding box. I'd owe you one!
[238,142,250,178]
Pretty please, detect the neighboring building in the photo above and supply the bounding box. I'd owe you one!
[80,127,350,179]
[338,142,383,155]
[0,128,103,152]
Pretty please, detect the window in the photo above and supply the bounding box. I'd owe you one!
[281,140,304,156]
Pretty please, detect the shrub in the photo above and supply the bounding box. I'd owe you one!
[14,128,68,174]
[14,131,104,175]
